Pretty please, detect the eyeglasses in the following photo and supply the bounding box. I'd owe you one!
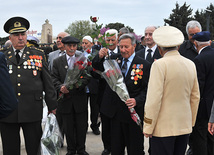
[56,36,62,40]
[189,33,196,36]
[105,39,116,42]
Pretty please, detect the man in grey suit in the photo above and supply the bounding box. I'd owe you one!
[48,32,69,72]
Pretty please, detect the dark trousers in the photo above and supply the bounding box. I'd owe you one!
[100,113,111,151]
[62,109,88,153]
[111,119,144,155]
[190,118,214,155]
[0,121,42,155]
[87,93,99,130]
[151,134,189,155]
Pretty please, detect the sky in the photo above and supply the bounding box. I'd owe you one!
[0,0,213,39]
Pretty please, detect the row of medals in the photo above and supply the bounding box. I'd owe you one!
[8,59,42,74]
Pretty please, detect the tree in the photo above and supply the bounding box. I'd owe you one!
[105,22,134,33]
[65,20,93,41]
[164,2,193,39]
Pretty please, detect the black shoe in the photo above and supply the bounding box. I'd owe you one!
[101,149,110,155]
[92,128,100,135]
[77,151,89,155]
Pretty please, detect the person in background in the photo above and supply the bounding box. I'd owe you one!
[26,35,39,47]
[179,20,202,61]
[191,31,214,155]
[4,40,12,48]
[48,32,69,72]
[82,35,100,135]
[135,36,146,52]
[136,26,162,63]
[143,26,200,155]
[0,16,57,155]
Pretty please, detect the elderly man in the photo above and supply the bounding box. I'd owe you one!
[93,29,120,155]
[191,31,214,155]
[143,26,200,155]
[136,26,162,63]
[0,16,57,155]
[93,33,151,154]
[179,20,202,61]
[52,36,90,155]
[48,32,69,72]
[82,35,100,135]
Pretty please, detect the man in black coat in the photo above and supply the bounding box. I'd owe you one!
[0,16,57,155]
[81,35,100,135]
[191,31,214,155]
[52,36,90,155]
[93,33,151,154]
[136,26,162,63]
[0,52,18,118]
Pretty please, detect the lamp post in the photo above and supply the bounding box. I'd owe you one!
[206,9,212,31]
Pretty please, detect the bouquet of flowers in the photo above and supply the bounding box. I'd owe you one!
[58,53,91,101]
[98,59,143,131]
[41,113,63,155]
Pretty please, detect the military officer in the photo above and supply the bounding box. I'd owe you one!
[0,16,57,155]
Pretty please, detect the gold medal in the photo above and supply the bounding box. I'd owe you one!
[134,81,137,85]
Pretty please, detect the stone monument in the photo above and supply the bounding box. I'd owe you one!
[41,19,53,43]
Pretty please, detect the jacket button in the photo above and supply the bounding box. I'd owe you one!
[18,93,21,96]
[17,66,20,69]
[18,83,21,86]
[18,74,21,77]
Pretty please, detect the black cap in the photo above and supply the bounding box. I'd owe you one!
[4,16,30,34]
[192,31,211,42]
[61,36,80,44]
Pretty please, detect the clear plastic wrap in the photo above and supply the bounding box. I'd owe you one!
[41,113,63,155]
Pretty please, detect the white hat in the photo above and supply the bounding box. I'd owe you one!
[83,35,93,43]
[153,26,184,47]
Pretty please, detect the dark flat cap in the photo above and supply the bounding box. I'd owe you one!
[61,36,80,44]
[192,31,211,42]
[4,16,30,34]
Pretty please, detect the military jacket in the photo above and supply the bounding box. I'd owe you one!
[0,46,57,123]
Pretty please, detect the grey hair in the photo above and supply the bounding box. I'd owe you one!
[145,26,158,32]
[119,33,136,45]
[105,29,118,39]
[159,46,178,51]
[186,20,202,35]
[119,27,130,34]
[194,40,210,46]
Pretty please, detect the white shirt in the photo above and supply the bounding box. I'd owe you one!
[145,45,157,58]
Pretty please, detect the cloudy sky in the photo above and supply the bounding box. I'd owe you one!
[0,0,212,38]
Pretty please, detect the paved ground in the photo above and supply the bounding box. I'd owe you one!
[0,121,150,155]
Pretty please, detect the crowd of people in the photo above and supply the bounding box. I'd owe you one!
[1,15,214,155]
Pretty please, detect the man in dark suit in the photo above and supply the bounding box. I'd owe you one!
[93,29,120,155]
[0,16,57,155]
[81,35,100,135]
[52,36,90,155]
[179,20,202,61]
[0,52,18,118]
[93,33,151,154]
[136,26,162,63]
[191,31,214,155]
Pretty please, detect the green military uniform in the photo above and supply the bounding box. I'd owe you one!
[0,46,57,123]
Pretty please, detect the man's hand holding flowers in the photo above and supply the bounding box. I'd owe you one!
[99,48,108,59]
[125,98,136,109]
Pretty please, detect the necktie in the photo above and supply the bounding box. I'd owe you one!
[121,58,128,77]
[16,50,20,63]
[146,49,152,63]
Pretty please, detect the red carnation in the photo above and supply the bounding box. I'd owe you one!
[86,49,91,54]
[90,16,98,23]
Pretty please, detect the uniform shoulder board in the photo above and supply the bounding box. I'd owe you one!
[29,46,44,53]
[0,47,9,52]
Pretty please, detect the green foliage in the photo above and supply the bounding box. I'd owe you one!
[65,20,93,41]
[164,2,193,39]
[164,2,214,40]
[105,22,134,33]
